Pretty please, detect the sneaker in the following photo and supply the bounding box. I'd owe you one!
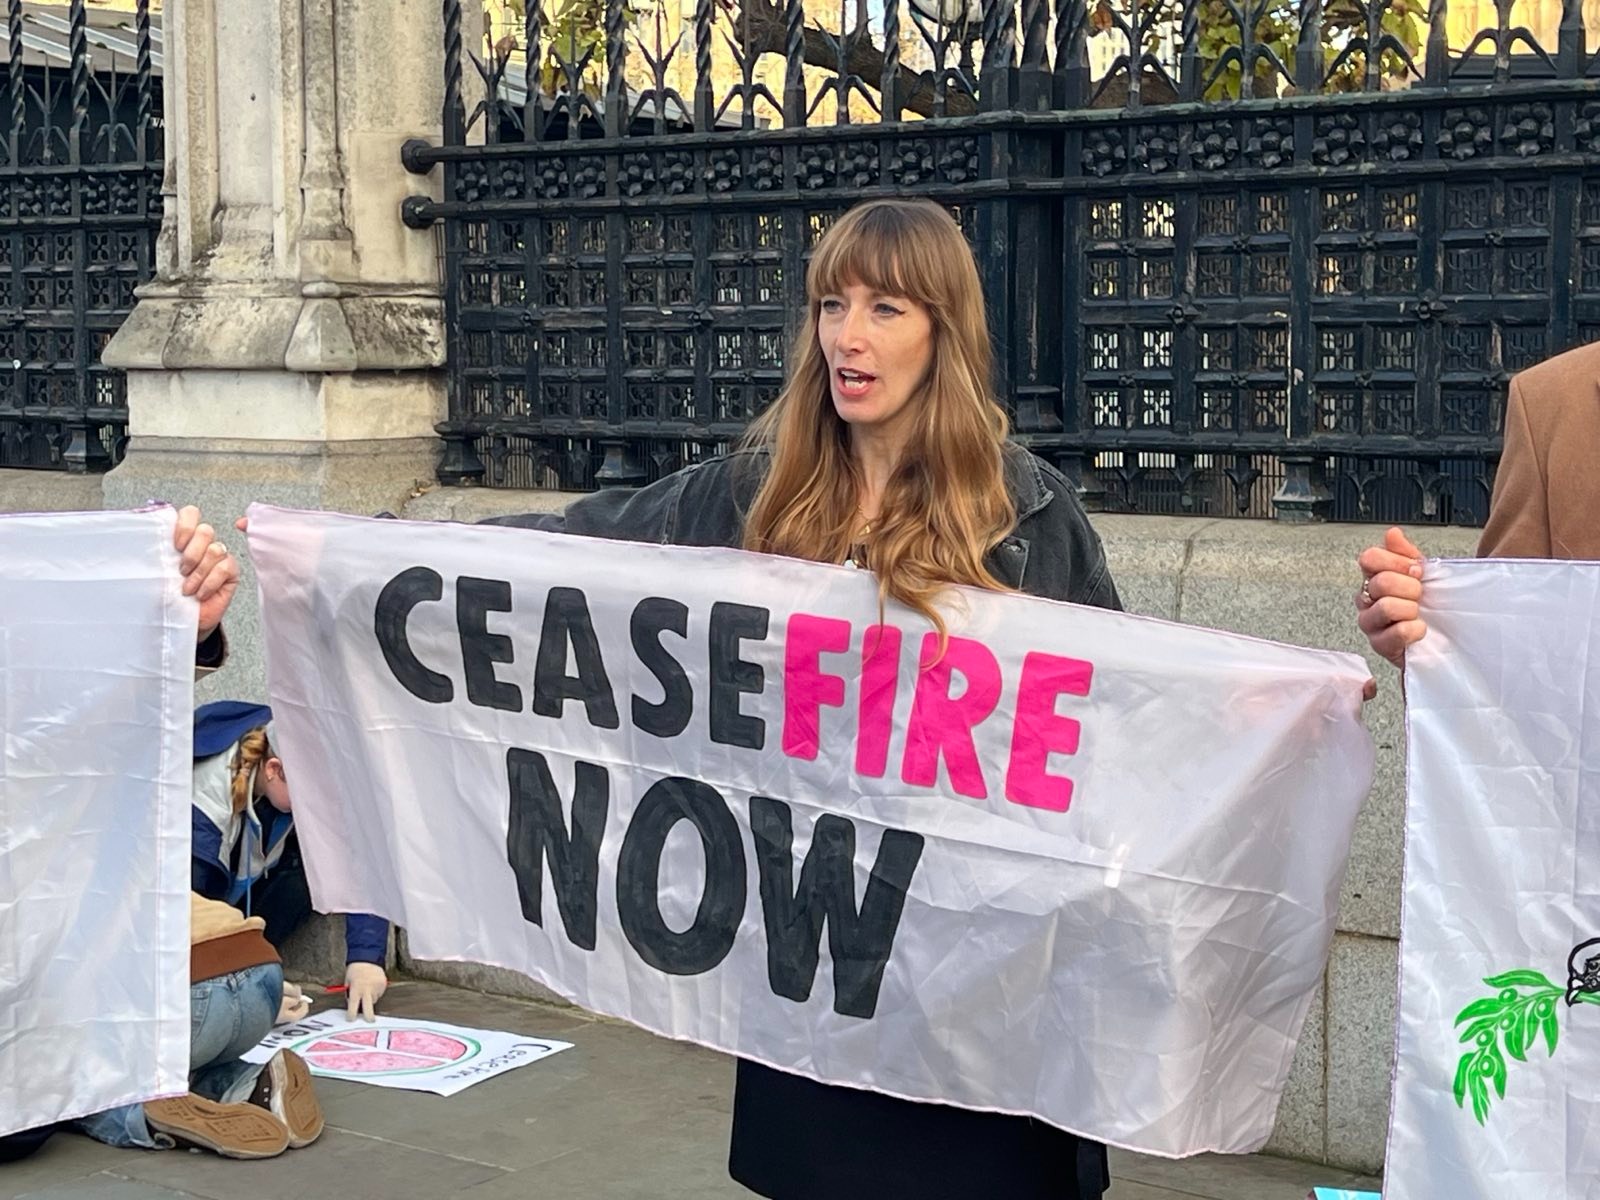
[249,1049,324,1149]
[144,1093,289,1159]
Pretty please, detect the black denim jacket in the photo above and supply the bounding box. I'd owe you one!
[484,443,1122,612]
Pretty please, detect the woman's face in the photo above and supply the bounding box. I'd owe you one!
[816,281,934,441]
[261,757,292,814]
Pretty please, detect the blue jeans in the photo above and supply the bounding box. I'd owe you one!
[76,962,284,1150]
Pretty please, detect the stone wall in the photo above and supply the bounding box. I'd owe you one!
[0,470,104,514]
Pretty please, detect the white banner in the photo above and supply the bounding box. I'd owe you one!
[247,503,1373,1157]
[1387,559,1600,1199]
[0,507,193,1137]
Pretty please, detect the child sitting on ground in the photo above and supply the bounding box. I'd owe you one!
[191,700,391,1021]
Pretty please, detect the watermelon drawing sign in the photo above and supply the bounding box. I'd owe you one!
[298,1026,480,1076]
[245,1013,572,1096]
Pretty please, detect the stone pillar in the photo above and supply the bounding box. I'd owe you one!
[103,0,447,701]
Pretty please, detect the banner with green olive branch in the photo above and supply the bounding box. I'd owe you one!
[1452,940,1600,1125]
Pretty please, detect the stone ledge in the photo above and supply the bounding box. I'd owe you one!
[400,487,1483,564]
[0,469,104,515]
[123,370,446,444]
[279,911,403,986]
[403,483,571,524]
[104,292,445,372]
[396,935,573,1011]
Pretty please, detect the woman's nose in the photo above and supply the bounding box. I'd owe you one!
[836,305,868,348]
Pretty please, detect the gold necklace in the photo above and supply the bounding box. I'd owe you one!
[846,507,874,570]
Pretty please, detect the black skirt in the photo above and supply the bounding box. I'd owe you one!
[727,1060,1111,1200]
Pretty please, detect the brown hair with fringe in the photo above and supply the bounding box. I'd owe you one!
[741,198,1015,635]
[230,726,271,814]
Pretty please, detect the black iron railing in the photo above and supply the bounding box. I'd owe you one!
[404,0,1600,523]
[0,0,161,473]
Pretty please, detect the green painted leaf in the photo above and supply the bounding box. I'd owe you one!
[1458,1017,1498,1045]
[1503,1008,1527,1062]
[1543,1009,1559,1057]
[1520,999,1543,1063]
[1490,1045,1508,1099]
[1453,1051,1473,1108]
[1455,997,1506,1025]
[1470,1071,1489,1125]
[1484,970,1556,989]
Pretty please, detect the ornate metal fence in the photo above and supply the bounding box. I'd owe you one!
[0,0,160,472]
[403,0,1600,522]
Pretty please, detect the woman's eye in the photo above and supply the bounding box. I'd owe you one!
[876,303,902,316]
[820,298,843,313]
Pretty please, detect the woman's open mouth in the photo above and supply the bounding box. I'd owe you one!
[835,367,877,398]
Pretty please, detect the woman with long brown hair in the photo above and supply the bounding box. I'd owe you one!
[489,197,1119,1198]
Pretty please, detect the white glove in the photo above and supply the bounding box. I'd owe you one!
[276,981,311,1026]
[345,962,388,1022]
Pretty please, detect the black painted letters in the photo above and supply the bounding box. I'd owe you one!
[505,749,609,951]
[750,796,924,1019]
[374,567,454,704]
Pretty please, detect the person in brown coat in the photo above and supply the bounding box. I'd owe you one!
[76,896,324,1158]
[1358,341,1600,664]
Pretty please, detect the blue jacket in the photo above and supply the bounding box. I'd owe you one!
[192,701,389,966]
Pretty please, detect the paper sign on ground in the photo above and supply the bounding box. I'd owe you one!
[245,1012,572,1096]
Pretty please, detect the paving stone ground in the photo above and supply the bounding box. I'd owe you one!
[2,982,1382,1200]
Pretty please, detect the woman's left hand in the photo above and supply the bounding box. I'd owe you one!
[345,962,388,1022]
[174,505,240,642]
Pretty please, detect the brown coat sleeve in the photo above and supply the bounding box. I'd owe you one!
[1477,377,1551,558]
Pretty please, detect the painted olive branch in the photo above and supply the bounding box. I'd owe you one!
[1452,970,1565,1125]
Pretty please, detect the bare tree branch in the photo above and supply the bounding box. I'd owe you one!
[736,0,980,118]
[733,0,1179,120]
